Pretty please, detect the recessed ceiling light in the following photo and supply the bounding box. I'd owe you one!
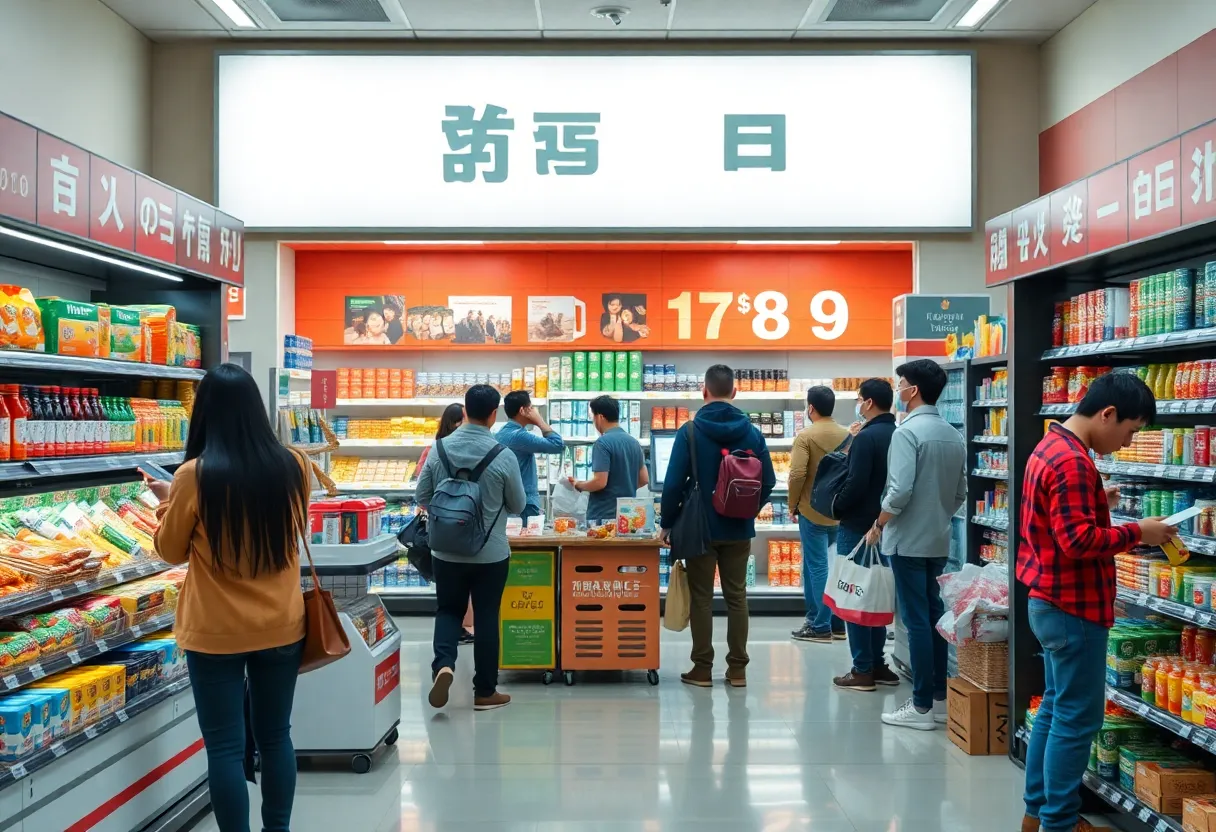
[206,0,257,28]
[0,225,184,282]
[953,0,1004,29]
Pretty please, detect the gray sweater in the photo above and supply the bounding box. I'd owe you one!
[415,423,526,563]
[880,405,968,559]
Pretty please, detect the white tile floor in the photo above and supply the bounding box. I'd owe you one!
[189,617,1027,832]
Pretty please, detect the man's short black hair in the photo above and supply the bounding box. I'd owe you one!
[858,378,894,412]
[589,395,620,423]
[705,364,735,399]
[895,359,949,405]
[1076,371,1157,422]
[806,385,836,418]
[465,384,501,421]
[503,390,531,419]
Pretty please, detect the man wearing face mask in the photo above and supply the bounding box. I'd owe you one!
[868,360,968,731]
[827,378,899,691]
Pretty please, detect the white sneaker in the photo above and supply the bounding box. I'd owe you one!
[933,699,948,724]
[882,698,937,731]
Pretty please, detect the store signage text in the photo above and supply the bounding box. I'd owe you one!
[988,116,1216,285]
[0,111,245,286]
[217,53,974,231]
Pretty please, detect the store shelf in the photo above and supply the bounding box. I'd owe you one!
[0,676,192,789]
[1106,686,1216,754]
[1044,328,1216,361]
[333,483,417,493]
[1111,514,1216,556]
[1039,403,1078,416]
[971,514,1009,531]
[0,451,185,483]
[1115,587,1216,628]
[1082,771,1183,832]
[1043,399,1216,417]
[336,397,547,407]
[337,438,431,449]
[972,399,1008,408]
[755,524,800,533]
[971,435,1009,445]
[1,610,176,694]
[971,469,1009,480]
[307,534,400,576]
[0,559,170,619]
[547,390,856,402]
[0,351,205,380]
[1095,460,1216,483]
[971,355,1008,367]
[282,368,311,380]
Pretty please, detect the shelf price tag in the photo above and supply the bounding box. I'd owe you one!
[116,710,128,723]
[66,650,80,664]
[9,762,27,779]
[75,580,89,593]
[50,742,65,758]
[94,639,108,654]
[28,663,44,679]
[1,675,16,690]
[49,588,63,601]
[84,726,98,740]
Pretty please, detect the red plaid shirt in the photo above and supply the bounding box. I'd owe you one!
[1016,423,1141,628]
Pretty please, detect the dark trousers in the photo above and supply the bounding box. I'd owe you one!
[433,557,510,697]
[685,540,751,671]
[891,554,948,709]
[186,641,303,832]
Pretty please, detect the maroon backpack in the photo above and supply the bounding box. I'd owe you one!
[712,447,764,519]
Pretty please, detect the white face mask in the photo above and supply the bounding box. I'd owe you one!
[855,401,865,422]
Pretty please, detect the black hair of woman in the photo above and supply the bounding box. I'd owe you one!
[185,363,308,577]
[436,403,465,440]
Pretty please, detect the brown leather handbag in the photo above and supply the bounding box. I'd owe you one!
[298,538,350,674]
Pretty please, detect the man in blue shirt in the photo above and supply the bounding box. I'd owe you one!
[496,390,564,523]
[571,396,648,524]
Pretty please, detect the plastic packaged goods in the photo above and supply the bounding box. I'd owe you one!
[107,306,143,361]
[0,285,43,351]
[35,299,100,358]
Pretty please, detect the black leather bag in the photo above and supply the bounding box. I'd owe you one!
[670,422,713,560]
[398,512,434,582]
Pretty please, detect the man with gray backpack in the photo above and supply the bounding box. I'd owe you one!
[416,384,526,712]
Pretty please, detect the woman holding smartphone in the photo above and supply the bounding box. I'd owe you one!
[148,363,309,832]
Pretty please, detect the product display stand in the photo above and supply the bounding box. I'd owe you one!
[292,534,402,774]
[966,355,1010,568]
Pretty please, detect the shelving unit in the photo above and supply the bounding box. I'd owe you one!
[965,355,1009,568]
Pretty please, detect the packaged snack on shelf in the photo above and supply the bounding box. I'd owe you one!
[0,631,40,669]
[126,305,177,365]
[0,697,35,761]
[0,285,43,351]
[35,299,100,357]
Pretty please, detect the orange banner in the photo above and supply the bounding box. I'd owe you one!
[295,249,912,351]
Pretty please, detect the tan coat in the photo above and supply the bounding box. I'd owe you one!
[787,419,851,526]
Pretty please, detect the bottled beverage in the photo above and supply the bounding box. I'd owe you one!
[25,387,44,459]
[1183,665,1199,722]
[4,386,28,462]
[43,386,64,457]
[121,398,137,454]
[1142,657,1160,705]
[0,390,11,462]
[67,388,84,456]
[1170,661,1186,716]
[85,389,103,454]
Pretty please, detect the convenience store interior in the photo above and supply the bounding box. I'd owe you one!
[1,0,1216,830]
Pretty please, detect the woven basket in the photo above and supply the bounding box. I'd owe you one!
[957,641,1009,692]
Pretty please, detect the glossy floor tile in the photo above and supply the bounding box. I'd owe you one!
[187,618,1028,832]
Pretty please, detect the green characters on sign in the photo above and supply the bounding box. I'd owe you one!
[723,114,787,172]
[533,113,601,176]
[442,104,515,183]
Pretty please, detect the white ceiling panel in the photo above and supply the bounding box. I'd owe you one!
[401,0,538,31]
[983,0,1098,33]
[538,0,669,32]
[667,29,798,38]
[415,29,540,38]
[671,0,812,31]
[99,0,226,31]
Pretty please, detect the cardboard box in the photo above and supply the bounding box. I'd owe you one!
[1184,797,1216,832]
[1137,762,1216,799]
[946,677,1009,756]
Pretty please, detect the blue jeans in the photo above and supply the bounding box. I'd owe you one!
[798,517,841,632]
[1024,598,1109,832]
[186,641,303,832]
[891,554,948,709]
[839,526,888,673]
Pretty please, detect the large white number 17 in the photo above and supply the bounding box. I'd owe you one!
[666,291,733,340]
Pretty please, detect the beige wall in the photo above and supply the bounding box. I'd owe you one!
[0,0,151,169]
[1040,0,1216,130]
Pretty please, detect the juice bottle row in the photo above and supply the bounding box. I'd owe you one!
[1112,426,1214,467]
[0,387,188,461]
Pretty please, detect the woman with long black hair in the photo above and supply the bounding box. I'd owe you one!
[150,363,309,832]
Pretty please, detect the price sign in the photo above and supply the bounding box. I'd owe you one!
[117,710,128,723]
[665,289,849,345]
[2,675,15,690]
[50,742,65,758]
[67,650,80,664]
[29,663,44,679]
[85,726,98,739]
[49,588,63,601]
[95,639,108,654]
[75,580,89,593]
[1139,807,1152,822]
[10,762,26,779]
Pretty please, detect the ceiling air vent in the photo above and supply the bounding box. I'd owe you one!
[260,0,390,23]
[825,0,952,23]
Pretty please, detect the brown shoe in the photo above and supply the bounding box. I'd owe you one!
[681,666,713,687]
[1020,814,1038,832]
[833,669,876,692]
[428,667,454,708]
[873,663,901,687]
[725,668,746,687]
[474,691,511,711]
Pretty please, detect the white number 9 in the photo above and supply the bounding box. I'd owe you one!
[810,291,849,340]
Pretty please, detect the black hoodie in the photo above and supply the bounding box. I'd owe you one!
[660,401,777,541]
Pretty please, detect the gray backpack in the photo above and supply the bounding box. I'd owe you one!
[428,439,506,557]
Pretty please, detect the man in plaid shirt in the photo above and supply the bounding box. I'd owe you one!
[1019,372,1174,832]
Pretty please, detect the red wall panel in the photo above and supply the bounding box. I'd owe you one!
[1178,29,1216,132]
[1114,54,1178,160]
[1039,92,1117,195]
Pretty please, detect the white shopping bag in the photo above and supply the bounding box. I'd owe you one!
[823,538,896,627]
[551,477,588,523]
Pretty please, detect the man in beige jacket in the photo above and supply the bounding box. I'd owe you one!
[787,385,851,642]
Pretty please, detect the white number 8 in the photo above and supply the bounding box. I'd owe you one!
[751,290,790,341]
[810,291,849,340]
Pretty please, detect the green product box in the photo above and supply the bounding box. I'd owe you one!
[548,356,562,392]
[573,352,588,392]
[615,351,628,388]
[587,351,601,392]
[628,351,643,392]
[36,298,100,357]
[1096,722,1157,752]
[108,306,143,361]
[1118,745,1188,790]
[601,352,615,392]
[559,355,573,392]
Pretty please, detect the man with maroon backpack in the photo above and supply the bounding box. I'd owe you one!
[659,364,776,688]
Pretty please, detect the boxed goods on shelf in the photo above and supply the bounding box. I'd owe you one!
[1135,762,1216,815]
[284,334,313,370]
[976,481,1008,520]
[1184,797,1216,832]
[330,457,417,487]
[974,368,1008,402]
[308,498,385,545]
[766,540,802,587]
